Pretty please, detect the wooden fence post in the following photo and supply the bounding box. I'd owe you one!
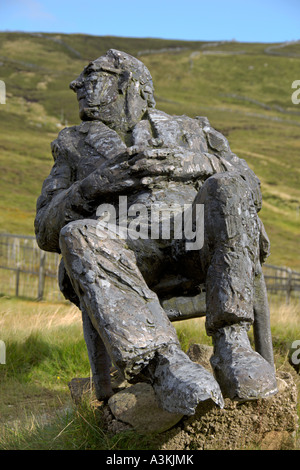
[15,266,20,297]
[0,340,5,364]
[38,251,46,300]
[286,268,292,305]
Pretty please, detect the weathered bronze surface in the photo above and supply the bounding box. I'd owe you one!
[35,50,277,415]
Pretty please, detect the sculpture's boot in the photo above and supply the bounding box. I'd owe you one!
[145,344,224,416]
[210,322,278,401]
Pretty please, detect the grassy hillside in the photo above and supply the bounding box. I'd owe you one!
[0,32,299,269]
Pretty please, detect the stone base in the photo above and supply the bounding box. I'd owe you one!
[68,344,299,450]
[158,369,298,450]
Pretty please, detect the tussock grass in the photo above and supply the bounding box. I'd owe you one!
[0,397,157,450]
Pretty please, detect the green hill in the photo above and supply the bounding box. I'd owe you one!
[0,32,299,269]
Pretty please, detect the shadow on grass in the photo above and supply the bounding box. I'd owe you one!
[0,397,162,450]
[1,331,89,379]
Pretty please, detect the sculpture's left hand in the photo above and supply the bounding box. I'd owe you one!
[126,147,181,178]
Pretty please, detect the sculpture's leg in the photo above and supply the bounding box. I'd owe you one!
[81,306,113,400]
[59,219,224,414]
[194,172,277,401]
[253,270,275,368]
[58,258,113,399]
[59,219,179,377]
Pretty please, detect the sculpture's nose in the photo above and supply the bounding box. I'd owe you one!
[69,77,83,92]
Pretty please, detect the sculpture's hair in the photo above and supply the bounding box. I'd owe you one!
[92,49,156,108]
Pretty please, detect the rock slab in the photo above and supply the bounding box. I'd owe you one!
[108,382,183,434]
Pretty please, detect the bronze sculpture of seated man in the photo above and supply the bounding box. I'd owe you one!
[35,49,277,415]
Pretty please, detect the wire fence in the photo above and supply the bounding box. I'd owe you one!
[0,233,63,302]
[262,263,300,304]
[0,233,299,303]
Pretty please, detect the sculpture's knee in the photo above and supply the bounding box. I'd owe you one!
[60,219,89,239]
[59,219,98,253]
[59,221,79,254]
[198,172,259,248]
[201,172,251,205]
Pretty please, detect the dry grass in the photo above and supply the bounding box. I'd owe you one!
[0,297,81,340]
[0,297,87,436]
[269,298,300,343]
[270,299,300,325]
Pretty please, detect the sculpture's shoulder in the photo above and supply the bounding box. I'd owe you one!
[146,109,233,158]
[133,109,262,209]
[50,121,127,164]
[50,124,83,162]
[145,109,206,152]
[193,116,231,156]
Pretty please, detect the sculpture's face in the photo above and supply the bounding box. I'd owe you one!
[70,51,155,132]
[70,62,120,122]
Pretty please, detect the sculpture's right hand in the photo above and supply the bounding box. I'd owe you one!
[78,158,141,201]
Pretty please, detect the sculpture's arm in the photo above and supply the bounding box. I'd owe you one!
[77,147,185,200]
[124,146,263,211]
[198,120,270,259]
[34,156,94,252]
[218,151,263,212]
[193,121,262,211]
[35,149,147,253]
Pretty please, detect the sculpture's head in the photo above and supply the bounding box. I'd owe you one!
[70,49,156,133]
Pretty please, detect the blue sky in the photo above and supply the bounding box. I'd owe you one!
[0,0,299,43]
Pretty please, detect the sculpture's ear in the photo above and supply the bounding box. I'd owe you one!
[118,70,132,94]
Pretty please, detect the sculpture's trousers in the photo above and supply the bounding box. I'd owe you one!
[192,172,262,335]
[59,172,266,379]
[59,219,180,380]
